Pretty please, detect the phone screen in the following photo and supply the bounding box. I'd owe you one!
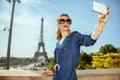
[92,1,107,14]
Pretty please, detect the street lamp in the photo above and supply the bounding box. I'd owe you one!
[6,0,20,70]
[4,27,9,31]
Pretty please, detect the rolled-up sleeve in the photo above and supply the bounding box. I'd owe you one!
[75,31,97,46]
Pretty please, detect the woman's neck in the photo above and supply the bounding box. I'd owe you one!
[61,31,70,38]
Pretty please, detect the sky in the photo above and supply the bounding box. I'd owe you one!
[0,0,120,58]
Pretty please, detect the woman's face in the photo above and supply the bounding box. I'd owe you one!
[57,16,71,32]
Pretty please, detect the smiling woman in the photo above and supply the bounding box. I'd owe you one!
[42,5,110,79]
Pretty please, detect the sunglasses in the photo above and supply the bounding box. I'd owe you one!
[57,18,72,24]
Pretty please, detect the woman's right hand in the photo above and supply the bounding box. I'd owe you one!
[42,70,54,76]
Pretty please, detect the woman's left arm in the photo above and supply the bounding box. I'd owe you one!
[91,3,110,40]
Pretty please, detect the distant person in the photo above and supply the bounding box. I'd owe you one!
[43,3,110,80]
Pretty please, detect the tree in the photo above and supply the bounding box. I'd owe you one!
[92,53,120,69]
[99,44,117,54]
[76,51,93,70]
[116,47,120,53]
[49,58,55,70]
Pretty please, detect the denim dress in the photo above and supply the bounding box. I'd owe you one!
[53,31,96,80]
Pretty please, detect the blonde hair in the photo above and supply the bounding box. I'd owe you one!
[56,13,71,41]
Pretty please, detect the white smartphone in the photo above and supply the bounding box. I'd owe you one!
[92,1,107,14]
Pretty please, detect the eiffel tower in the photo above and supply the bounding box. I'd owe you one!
[32,17,49,62]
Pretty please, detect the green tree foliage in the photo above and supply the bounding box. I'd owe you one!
[0,57,6,67]
[76,51,93,70]
[92,53,120,69]
[49,57,55,70]
[117,47,120,53]
[0,57,32,67]
[99,44,117,54]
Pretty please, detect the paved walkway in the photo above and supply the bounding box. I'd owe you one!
[0,68,120,80]
[0,70,53,80]
[0,70,43,76]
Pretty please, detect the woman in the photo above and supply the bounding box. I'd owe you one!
[43,4,110,80]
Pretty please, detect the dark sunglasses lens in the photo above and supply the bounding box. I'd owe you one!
[66,19,71,24]
[58,19,65,24]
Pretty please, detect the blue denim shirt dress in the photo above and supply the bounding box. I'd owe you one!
[53,31,96,80]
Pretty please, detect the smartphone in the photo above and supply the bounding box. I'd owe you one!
[92,1,107,14]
